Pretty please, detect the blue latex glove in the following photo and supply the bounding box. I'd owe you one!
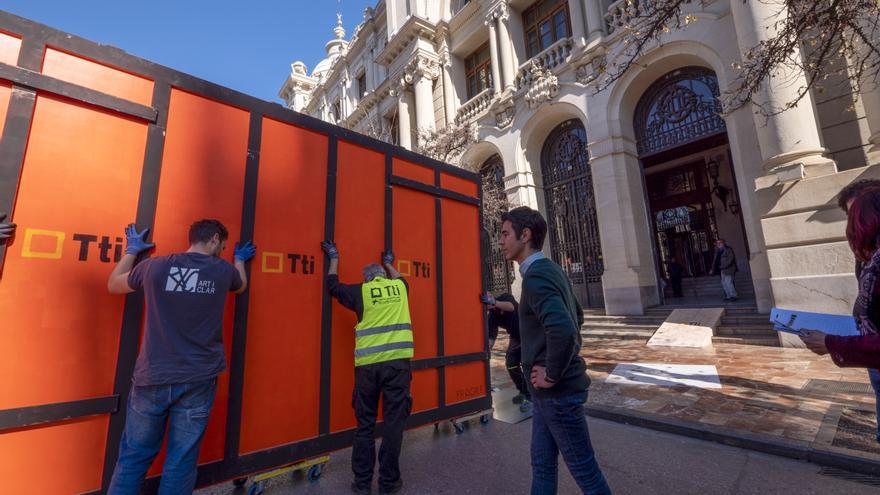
[381,250,395,265]
[124,223,155,255]
[0,213,15,241]
[234,241,256,262]
[321,240,339,259]
[480,293,496,306]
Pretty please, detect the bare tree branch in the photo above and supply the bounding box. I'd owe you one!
[593,0,880,117]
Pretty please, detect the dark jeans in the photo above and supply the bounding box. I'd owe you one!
[108,378,217,495]
[506,338,530,398]
[670,276,683,297]
[531,393,611,495]
[352,362,413,492]
[869,369,880,443]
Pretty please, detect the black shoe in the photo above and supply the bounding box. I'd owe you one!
[351,481,371,495]
[512,393,525,404]
[379,479,403,494]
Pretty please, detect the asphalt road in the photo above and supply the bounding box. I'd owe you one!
[196,414,878,495]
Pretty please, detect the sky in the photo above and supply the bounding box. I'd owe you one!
[1,0,374,103]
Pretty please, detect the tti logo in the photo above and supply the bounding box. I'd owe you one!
[261,252,317,275]
[18,228,126,262]
[397,259,431,279]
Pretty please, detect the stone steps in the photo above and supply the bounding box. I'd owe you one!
[712,336,780,346]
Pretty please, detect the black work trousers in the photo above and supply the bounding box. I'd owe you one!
[505,338,530,398]
[352,361,412,491]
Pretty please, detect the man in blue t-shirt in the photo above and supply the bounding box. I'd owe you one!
[106,219,255,495]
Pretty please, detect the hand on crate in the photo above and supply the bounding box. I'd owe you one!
[381,250,395,266]
[321,240,339,259]
[479,293,496,306]
[0,213,15,240]
[124,223,155,255]
[234,241,256,262]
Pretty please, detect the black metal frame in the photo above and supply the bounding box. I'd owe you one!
[540,119,604,308]
[0,10,490,494]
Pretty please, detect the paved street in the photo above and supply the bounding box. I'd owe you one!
[198,414,878,495]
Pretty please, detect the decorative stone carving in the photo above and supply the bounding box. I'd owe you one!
[485,2,509,24]
[524,61,559,109]
[494,104,515,128]
[576,57,606,85]
[404,56,442,83]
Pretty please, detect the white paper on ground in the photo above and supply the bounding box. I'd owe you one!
[605,363,722,389]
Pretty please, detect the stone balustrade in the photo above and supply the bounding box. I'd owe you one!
[604,0,652,35]
[455,87,495,124]
[514,38,574,91]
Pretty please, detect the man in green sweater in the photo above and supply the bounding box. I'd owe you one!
[499,206,611,495]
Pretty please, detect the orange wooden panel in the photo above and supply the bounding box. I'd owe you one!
[0,416,109,494]
[0,31,21,66]
[239,119,328,454]
[392,187,437,359]
[445,362,488,406]
[441,200,484,355]
[146,89,249,474]
[440,172,478,198]
[0,94,146,409]
[42,47,153,106]
[392,158,434,185]
[329,141,385,433]
[0,81,12,136]
[411,369,439,413]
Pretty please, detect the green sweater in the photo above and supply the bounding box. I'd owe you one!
[520,257,590,398]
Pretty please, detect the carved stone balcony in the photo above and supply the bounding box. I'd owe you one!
[514,38,574,91]
[455,87,495,124]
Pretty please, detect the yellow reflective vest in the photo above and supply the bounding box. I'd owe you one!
[354,277,414,366]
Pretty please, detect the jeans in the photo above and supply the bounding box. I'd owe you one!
[108,378,217,495]
[531,393,611,495]
[720,273,737,299]
[869,369,880,443]
[352,362,412,492]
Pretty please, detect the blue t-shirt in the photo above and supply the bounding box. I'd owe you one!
[128,252,243,385]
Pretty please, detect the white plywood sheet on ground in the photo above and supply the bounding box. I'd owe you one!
[647,308,724,348]
[605,363,722,389]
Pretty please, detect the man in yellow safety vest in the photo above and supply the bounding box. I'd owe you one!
[322,240,413,495]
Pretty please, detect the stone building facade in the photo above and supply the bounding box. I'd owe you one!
[280,0,880,346]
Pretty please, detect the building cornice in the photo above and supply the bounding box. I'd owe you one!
[375,15,439,66]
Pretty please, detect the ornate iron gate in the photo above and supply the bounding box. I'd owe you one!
[541,119,604,308]
[481,155,515,294]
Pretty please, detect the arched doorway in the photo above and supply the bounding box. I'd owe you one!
[541,119,604,308]
[635,67,751,301]
[480,154,515,294]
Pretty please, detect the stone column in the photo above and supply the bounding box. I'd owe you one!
[409,58,441,134]
[396,86,412,150]
[583,0,605,39]
[414,73,435,133]
[730,0,836,180]
[442,61,457,125]
[486,17,503,94]
[496,5,517,89]
[567,0,587,45]
[856,27,880,163]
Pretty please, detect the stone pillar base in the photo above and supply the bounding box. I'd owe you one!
[755,150,837,189]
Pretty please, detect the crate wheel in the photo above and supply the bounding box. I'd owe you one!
[480,414,490,424]
[454,423,465,434]
[247,480,265,495]
[233,477,248,487]
[307,463,324,482]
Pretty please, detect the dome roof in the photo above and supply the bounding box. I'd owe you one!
[312,13,348,79]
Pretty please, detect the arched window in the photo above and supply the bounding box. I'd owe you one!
[541,119,604,308]
[480,154,514,293]
[634,67,725,156]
